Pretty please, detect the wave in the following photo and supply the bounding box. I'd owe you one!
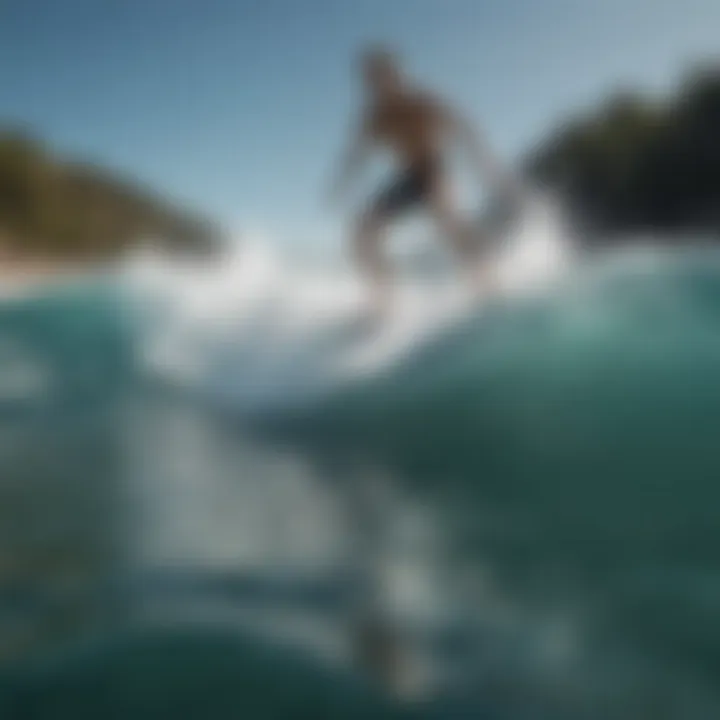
[5,623,404,719]
[5,202,720,715]
[0,279,131,411]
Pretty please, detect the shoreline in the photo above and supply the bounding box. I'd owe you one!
[0,258,107,297]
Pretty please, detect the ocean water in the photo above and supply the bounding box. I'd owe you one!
[1,205,720,718]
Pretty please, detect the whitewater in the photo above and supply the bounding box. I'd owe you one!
[122,193,570,414]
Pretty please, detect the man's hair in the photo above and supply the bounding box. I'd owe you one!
[360,45,399,75]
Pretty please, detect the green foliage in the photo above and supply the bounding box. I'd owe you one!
[528,65,720,238]
[0,130,218,259]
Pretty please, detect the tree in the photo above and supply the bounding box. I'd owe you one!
[527,65,720,243]
[0,130,219,259]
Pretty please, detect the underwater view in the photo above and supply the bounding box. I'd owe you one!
[2,204,720,719]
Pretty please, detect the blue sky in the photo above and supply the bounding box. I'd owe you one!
[1,0,718,247]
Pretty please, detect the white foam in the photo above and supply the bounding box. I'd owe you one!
[121,195,571,413]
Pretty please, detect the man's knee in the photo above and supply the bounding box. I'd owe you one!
[353,210,387,273]
[432,206,474,258]
[357,208,385,237]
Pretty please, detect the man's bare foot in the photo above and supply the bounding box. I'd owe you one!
[464,257,498,301]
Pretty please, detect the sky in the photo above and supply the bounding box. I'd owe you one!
[1,0,719,248]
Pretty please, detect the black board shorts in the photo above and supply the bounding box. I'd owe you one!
[371,157,441,219]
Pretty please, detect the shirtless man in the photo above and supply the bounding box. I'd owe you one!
[331,47,513,315]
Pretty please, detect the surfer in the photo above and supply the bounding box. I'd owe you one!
[330,46,516,316]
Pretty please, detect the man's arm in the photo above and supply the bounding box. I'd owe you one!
[437,101,519,197]
[329,117,373,205]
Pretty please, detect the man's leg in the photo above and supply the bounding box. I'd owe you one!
[427,178,473,260]
[353,209,392,318]
[352,168,420,317]
[429,181,496,293]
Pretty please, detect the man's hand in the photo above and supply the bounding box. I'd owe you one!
[326,121,371,211]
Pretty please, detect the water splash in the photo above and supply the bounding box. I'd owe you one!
[122,193,572,413]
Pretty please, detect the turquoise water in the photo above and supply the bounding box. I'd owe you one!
[2,250,720,718]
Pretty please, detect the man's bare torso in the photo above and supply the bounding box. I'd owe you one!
[365,91,446,166]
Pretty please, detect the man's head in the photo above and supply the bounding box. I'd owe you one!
[360,46,403,98]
